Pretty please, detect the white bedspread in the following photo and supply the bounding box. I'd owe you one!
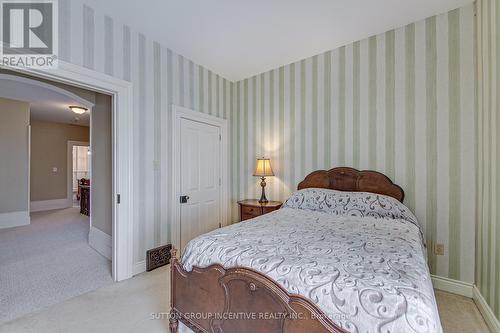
[181,190,442,333]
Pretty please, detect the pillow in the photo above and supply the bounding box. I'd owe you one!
[283,188,419,227]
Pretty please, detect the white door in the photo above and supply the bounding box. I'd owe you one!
[179,118,221,251]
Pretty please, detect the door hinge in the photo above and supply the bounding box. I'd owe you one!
[219,134,221,141]
[219,178,221,186]
[219,222,222,228]
[117,194,121,204]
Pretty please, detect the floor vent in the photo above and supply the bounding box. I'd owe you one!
[146,244,172,271]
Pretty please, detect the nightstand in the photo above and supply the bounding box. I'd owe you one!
[237,199,282,222]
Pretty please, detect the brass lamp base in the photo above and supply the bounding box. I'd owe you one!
[259,177,268,203]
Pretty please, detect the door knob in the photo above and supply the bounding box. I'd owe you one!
[180,195,189,203]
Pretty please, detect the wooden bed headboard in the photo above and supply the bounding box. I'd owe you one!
[297,167,404,202]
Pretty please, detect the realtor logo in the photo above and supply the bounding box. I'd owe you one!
[0,0,58,68]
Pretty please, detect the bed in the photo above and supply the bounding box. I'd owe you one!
[169,167,442,333]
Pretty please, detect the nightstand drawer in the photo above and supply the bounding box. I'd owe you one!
[241,213,259,221]
[263,205,281,214]
[237,200,283,222]
[241,206,262,216]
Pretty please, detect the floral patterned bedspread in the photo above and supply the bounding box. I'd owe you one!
[181,189,442,333]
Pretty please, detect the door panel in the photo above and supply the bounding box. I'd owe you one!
[180,118,221,252]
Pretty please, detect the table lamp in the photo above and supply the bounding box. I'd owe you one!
[253,158,274,203]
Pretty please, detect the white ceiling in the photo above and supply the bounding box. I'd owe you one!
[0,79,90,126]
[82,0,473,81]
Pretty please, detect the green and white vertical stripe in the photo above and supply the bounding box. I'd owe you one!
[54,0,483,289]
[476,0,500,321]
[58,0,233,269]
[231,5,476,283]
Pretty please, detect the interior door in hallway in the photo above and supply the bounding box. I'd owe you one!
[179,118,221,252]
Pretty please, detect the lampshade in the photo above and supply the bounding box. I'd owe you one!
[69,106,88,114]
[253,158,274,177]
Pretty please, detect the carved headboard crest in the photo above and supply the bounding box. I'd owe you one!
[297,167,404,202]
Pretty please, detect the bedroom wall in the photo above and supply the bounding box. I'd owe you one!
[476,0,500,321]
[231,5,476,283]
[56,0,233,270]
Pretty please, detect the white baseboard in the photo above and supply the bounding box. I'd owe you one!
[473,286,500,333]
[88,227,112,260]
[0,211,30,229]
[431,275,473,298]
[431,275,500,332]
[133,260,146,276]
[30,199,70,212]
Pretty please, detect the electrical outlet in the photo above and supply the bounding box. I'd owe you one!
[435,243,445,256]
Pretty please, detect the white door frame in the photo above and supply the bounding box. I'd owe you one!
[1,61,134,282]
[171,105,229,250]
[67,140,90,208]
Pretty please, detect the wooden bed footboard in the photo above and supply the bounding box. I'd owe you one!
[169,248,346,333]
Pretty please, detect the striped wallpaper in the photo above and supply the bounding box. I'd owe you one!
[40,0,492,292]
[231,5,476,283]
[58,0,233,269]
[476,0,500,321]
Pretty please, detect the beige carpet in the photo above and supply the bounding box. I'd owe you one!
[0,267,169,333]
[0,265,490,333]
[0,208,113,324]
[435,289,491,333]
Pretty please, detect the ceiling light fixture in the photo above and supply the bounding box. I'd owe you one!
[69,106,88,114]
